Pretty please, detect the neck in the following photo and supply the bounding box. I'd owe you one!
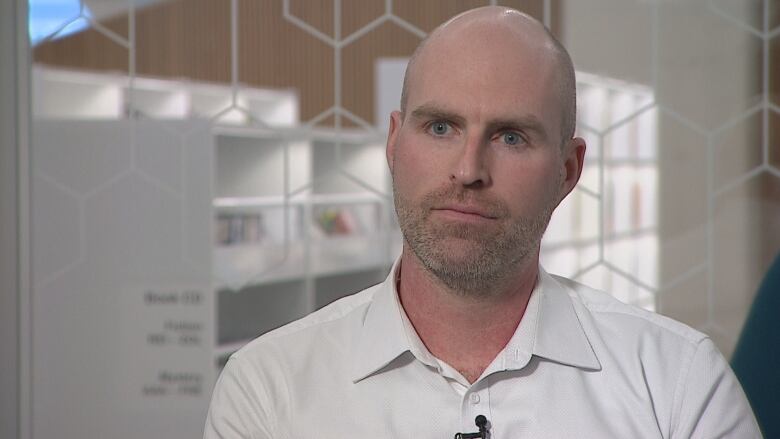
[397,247,538,383]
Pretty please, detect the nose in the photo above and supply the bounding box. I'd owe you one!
[450,133,491,187]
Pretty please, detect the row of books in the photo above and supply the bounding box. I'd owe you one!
[216,206,371,245]
[215,213,265,246]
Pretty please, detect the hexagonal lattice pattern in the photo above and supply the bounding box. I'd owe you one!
[657,1,763,130]
[30,0,780,372]
[713,107,764,191]
[135,121,184,193]
[563,0,656,87]
[708,0,764,36]
[84,173,184,278]
[771,109,780,171]
[33,120,133,195]
[712,173,780,337]
[33,0,130,72]
[32,174,83,285]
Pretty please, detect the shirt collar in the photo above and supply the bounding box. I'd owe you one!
[351,258,422,383]
[497,268,601,372]
[351,259,600,383]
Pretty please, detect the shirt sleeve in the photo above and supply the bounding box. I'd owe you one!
[203,355,276,439]
[671,337,762,439]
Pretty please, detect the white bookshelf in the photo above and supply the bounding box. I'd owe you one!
[33,66,402,370]
[33,66,299,125]
[32,65,660,384]
[212,130,400,364]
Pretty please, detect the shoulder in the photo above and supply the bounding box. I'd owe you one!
[232,284,381,365]
[545,274,753,436]
[550,274,708,349]
[205,283,383,438]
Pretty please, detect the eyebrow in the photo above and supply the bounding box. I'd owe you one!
[409,102,549,142]
[409,104,466,127]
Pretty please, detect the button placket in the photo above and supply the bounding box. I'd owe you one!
[460,389,489,437]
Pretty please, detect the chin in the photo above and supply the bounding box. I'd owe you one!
[425,242,499,272]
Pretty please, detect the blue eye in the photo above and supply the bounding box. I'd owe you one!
[430,122,449,136]
[502,132,522,145]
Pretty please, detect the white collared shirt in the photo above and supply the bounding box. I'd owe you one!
[204,261,760,438]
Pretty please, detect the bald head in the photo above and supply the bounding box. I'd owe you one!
[399,7,577,145]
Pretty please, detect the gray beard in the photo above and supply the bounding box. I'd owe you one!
[393,181,556,297]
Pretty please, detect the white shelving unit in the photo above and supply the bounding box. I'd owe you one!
[212,129,401,365]
[33,66,299,125]
[31,65,661,388]
[33,66,403,371]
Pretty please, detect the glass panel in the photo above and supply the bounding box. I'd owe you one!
[26,0,776,437]
[341,20,420,128]
[561,0,654,86]
[658,268,708,330]
[713,173,780,339]
[656,0,763,130]
[238,0,334,124]
[32,0,129,73]
[772,36,780,107]
[771,110,780,170]
[709,0,764,33]
[713,110,764,190]
[29,0,85,44]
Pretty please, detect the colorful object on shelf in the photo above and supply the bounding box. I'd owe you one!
[316,208,357,236]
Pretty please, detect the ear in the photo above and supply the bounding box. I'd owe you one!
[558,136,586,202]
[386,111,403,173]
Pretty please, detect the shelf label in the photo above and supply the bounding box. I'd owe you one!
[120,286,214,408]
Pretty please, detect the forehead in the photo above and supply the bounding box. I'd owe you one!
[407,24,560,126]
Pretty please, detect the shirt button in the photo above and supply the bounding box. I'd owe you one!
[470,393,480,404]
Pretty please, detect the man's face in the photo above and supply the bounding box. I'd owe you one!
[387,24,581,295]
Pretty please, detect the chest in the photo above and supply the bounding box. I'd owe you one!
[276,358,667,439]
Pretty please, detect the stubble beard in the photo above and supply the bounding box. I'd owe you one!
[393,180,558,298]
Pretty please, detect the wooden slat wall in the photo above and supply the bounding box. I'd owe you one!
[767,33,780,264]
[33,0,555,125]
[772,38,780,170]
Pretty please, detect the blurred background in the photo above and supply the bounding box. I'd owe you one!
[1,0,779,438]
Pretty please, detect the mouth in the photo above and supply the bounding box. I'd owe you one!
[431,204,500,221]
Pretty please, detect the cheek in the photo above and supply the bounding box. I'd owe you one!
[493,158,562,210]
[392,135,446,191]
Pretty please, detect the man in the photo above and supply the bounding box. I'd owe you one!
[204,7,760,438]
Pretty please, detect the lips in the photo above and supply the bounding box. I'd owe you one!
[432,204,499,220]
[419,186,508,222]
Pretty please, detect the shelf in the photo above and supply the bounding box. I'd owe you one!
[213,192,387,210]
[213,180,398,292]
[309,234,391,277]
[33,66,299,126]
[212,124,385,144]
[213,241,307,290]
[213,233,397,291]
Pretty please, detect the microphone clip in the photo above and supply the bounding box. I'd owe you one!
[454,415,489,439]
